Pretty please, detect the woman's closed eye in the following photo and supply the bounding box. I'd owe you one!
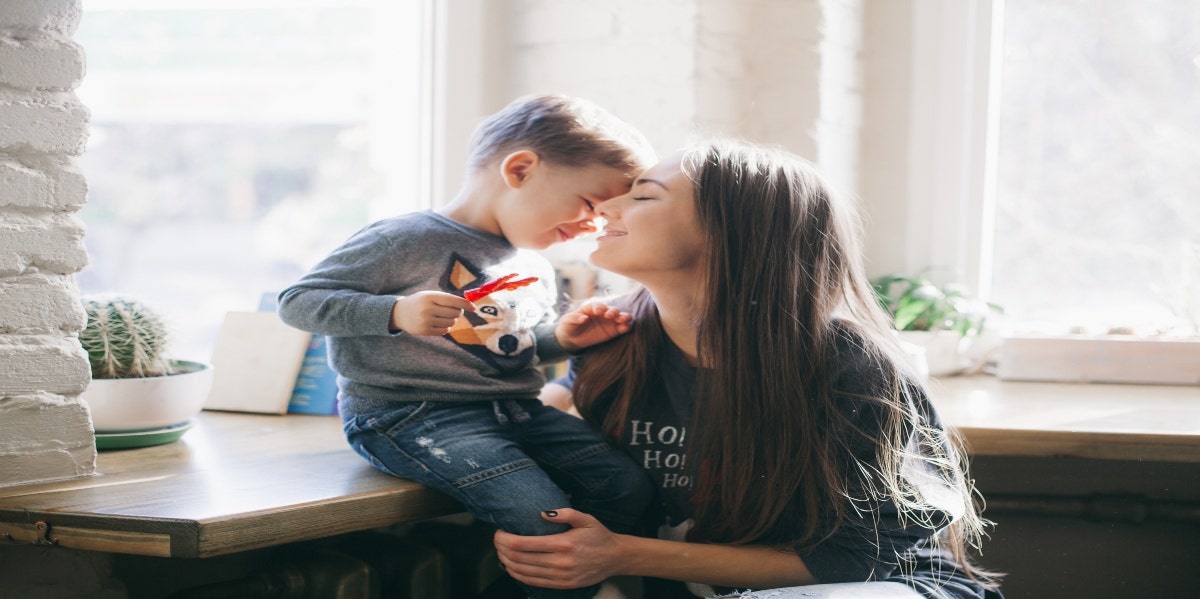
[581,198,597,212]
[631,196,654,201]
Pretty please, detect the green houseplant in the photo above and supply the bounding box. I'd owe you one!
[870,273,1002,376]
[870,273,1000,337]
[78,295,213,439]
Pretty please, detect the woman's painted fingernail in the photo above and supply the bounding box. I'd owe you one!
[543,510,558,517]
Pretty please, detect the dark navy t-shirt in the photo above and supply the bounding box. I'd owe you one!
[555,324,1001,599]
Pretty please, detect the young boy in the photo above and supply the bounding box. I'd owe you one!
[277,94,655,599]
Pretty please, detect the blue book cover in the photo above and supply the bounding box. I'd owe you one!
[259,292,339,415]
[286,334,340,415]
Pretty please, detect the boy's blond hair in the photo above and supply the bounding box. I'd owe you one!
[466,94,655,173]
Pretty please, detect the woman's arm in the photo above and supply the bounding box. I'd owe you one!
[539,360,580,414]
[538,381,576,413]
[493,509,818,590]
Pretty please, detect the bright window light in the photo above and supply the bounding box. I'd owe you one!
[989,0,1200,336]
[75,0,430,359]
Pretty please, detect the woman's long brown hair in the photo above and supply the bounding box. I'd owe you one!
[574,140,999,587]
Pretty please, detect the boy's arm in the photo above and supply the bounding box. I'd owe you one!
[277,226,407,337]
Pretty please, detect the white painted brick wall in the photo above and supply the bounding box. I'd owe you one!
[0,0,96,488]
[0,273,89,335]
[0,0,82,39]
[0,155,88,210]
[509,0,700,157]
[0,90,90,154]
[813,0,863,195]
[0,36,86,91]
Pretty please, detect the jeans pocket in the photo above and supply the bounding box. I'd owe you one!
[370,401,431,437]
[343,399,430,437]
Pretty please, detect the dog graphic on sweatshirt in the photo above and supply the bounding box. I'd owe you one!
[441,255,547,375]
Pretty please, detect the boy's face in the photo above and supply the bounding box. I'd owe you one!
[497,157,635,250]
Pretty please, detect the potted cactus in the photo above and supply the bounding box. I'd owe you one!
[78,295,213,444]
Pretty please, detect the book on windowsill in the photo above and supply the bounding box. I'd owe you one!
[204,310,311,414]
[286,334,340,415]
[258,292,340,415]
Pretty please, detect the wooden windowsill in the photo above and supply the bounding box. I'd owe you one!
[0,412,462,558]
[929,374,1200,463]
[2,376,1197,559]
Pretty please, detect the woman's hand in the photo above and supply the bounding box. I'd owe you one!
[555,303,632,353]
[493,508,627,590]
[498,510,818,591]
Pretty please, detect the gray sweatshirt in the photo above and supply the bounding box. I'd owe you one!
[277,211,570,403]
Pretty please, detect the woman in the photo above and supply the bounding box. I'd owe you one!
[493,140,1003,599]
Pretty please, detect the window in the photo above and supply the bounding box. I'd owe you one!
[989,0,1200,335]
[904,0,1198,339]
[76,0,431,358]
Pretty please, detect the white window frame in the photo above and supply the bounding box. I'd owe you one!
[429,0,507,208]
[902,0,1003,298]
[376,0,438,218]
[903,0,1200,391]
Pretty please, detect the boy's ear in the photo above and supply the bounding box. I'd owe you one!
[499,150,540,189]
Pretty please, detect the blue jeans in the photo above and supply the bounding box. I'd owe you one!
[341,395,654,599]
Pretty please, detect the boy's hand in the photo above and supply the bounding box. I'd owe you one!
[555,303,632,353]
[391,291,476,336]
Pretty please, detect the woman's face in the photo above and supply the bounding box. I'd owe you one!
[590,154,705,281]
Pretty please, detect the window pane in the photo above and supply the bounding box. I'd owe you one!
[76,1,427,358]
[990,0,1200,334]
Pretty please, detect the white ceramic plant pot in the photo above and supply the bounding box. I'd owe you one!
[895,337,931,383]
[81,360,214,432]
[896,330,968,377]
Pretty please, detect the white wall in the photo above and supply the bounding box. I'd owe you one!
[437,0,865,201]
[432,0,996,289]
[0,0,96,488]
[858,0,917,277]
[431,0,870,287]
[430,0,513,207]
